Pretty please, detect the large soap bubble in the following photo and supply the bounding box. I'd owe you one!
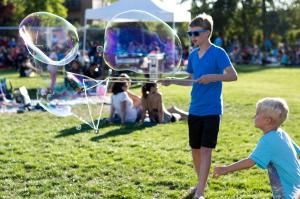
[19,12,79,66]
[19,12,107,131]
[37,72,109,131]
[103,10,182,75]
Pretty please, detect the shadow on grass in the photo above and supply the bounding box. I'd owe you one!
[180,193,194,199]
[178,187,195,199]
[90,122,156,142]
[55,120,156,140]
[55,122,95,138]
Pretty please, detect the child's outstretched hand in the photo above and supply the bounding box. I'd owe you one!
[213,166,227,178]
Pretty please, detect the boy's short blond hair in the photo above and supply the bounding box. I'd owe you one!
[189,13,213,37]
[256,97,289,126]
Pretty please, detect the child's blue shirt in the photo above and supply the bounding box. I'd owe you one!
[186,44,232,116]
[249,129,300,199]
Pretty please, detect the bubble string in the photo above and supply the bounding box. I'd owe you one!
[105,76,196,83]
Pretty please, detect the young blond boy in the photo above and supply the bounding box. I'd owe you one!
[214,97,300,199]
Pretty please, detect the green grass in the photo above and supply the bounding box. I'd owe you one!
[0,65,300,198]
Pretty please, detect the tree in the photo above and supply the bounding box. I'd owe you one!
[288,0,300,29]
[0,0,15,25]
[260,0,274,38]
[2,0,68,25]
[211,0,238,34]
[177,0,299,48]
[180,0,214,17]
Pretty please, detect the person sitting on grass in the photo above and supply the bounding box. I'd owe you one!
[140,82,188,124]
[214,97,300,199]
[118,73,142,109]
[109,81,141,124]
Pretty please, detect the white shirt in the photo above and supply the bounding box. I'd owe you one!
[111,92,137,123]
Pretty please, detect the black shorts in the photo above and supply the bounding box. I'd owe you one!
[188,114,221,149]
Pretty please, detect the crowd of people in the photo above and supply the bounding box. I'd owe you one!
[1,34,299,79]
[213,35,300,66]
[0,36,105,79]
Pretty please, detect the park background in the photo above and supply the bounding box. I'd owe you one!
[0,0,300,198]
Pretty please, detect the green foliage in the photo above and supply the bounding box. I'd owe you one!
[3,0,67,25]
[0,65,300,198]
[286,29,300,45]
[176,22,190,47]
[252,30,263,46]
[211,0,238,34]
[0,0,15,25]
[185,0,300,46]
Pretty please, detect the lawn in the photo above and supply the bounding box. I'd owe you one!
[0,65,299,198]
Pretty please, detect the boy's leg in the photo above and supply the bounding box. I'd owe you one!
[188,115,204,192]
[196,147,212,194]
[192,148,201,179]
[195,115,220,196]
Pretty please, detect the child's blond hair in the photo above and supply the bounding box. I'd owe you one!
[256,97,289,126]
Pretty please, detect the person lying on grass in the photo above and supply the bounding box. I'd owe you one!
[214,97,300,199]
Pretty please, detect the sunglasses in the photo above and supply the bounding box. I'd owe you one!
[187,29,208,37]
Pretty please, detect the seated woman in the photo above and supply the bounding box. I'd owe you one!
[140,82,188,124]
[109,81,141,124]
[118,73,141,108]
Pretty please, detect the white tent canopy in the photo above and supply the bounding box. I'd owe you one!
[85,0,191,22]
[83,0,191,50]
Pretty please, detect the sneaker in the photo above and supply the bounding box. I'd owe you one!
[194,191,205,199]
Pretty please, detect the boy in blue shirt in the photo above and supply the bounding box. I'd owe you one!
[161,13,238,198]
[214,97,300,199]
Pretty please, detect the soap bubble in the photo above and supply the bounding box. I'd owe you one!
[19,12,79,66]
[37,72,109,130]
[103,10,182,75]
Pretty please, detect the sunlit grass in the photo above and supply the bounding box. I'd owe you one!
[0,65,299,198]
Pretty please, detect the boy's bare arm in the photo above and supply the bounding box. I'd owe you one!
[214,158,255,177]
[197,66,238,84]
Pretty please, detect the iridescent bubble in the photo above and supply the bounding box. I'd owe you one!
[19,12,107,131]
[37,72,109,130]
[19,12,79,66]
[103,10,182,75]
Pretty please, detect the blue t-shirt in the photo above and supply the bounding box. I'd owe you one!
[249,129,300,199]
[186,44,232,116]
